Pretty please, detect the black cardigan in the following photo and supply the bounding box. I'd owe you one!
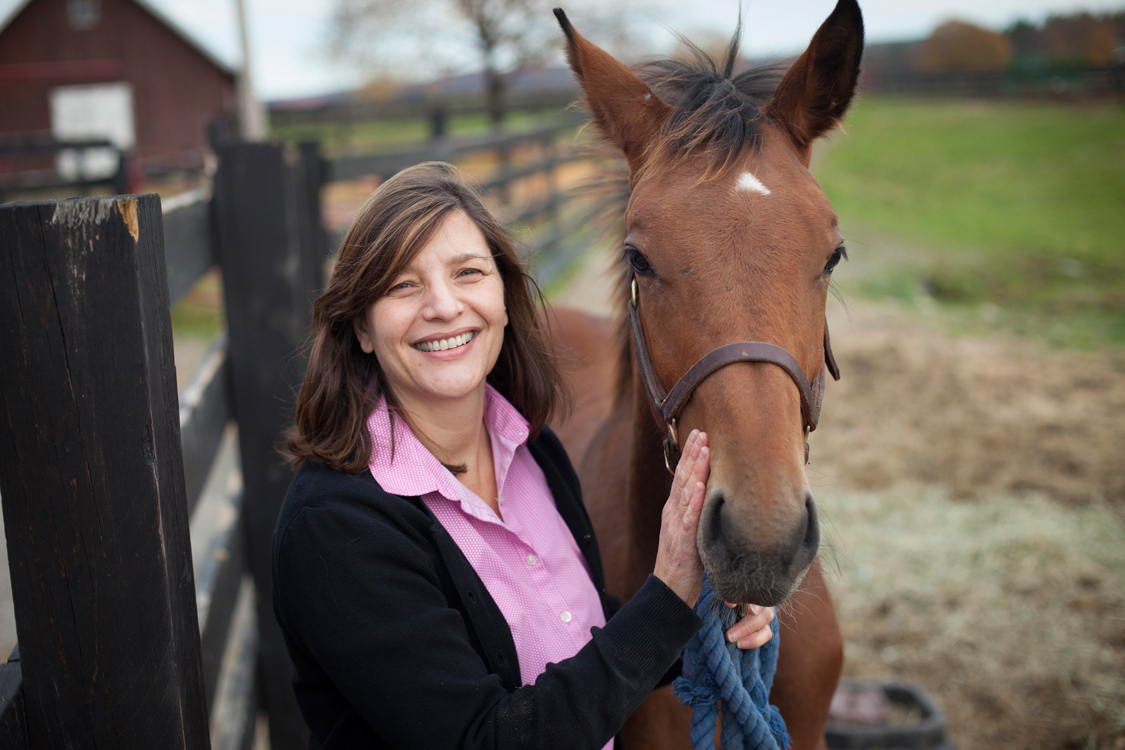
[272,427,702,750]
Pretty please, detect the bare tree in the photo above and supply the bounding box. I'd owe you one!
[330,0,558,129]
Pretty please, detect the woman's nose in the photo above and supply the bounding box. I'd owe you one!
[422,280,463,320]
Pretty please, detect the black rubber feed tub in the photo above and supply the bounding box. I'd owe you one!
[826,682,953,750]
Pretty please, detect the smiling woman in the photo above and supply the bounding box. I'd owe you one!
[352,212,509,429]
[284,162,558,475]
[271,161,777,749]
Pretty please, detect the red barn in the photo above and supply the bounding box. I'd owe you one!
[0,0,236,178]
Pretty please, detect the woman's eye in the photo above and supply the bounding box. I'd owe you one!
[823,246,848,275]
[458,267,482,278]
[625,248,654,276]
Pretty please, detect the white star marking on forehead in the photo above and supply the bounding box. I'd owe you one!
[735,171,771,196]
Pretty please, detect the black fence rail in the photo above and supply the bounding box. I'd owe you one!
[270,89,577,129]
[862,66,1124,98]
[0,116,601,749]
[0,137,130,198]
[0,142,324,749]
[323,118,594,264]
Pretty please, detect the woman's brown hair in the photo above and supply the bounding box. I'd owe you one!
[285,162,567,472]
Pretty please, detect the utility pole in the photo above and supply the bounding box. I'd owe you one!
[234,0,269,141]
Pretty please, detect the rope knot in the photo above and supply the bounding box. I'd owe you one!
[672,572,790,750]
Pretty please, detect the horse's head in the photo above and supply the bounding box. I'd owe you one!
[556,1,863,606]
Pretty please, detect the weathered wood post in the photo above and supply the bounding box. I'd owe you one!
[0,195,210,748]
[213,142,319,750]
[296,141,329,288]
[430,106,448,141]
[545,131,560,238]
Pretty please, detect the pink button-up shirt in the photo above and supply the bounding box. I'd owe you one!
[367,386,608,697]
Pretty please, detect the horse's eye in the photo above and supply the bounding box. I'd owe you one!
[625,248,655,276]
[824,246,848,275]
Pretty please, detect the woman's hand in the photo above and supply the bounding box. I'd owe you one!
[725,603,775,649]
[652,430,710,607]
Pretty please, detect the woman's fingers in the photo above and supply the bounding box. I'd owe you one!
[667,435,690,504]
[725,605,775,650]
[670,431,702,506]
[652,431,711,606]
[684,433,709,502]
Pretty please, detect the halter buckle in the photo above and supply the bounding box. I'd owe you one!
[630,277,638,308]
[663,418,679,475]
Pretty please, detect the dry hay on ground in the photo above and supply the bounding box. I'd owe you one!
[813,302,1125,508]
[804,301,1125,749]
[819,487,1125,750]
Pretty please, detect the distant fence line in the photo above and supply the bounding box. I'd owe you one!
[861,66,1124,98]
[270,89,580,130]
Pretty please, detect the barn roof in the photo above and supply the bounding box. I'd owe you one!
[0,0,237,76]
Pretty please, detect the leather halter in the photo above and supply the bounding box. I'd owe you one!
[627,277,841,473]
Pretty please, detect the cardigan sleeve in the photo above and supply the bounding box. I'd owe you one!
[274,491,701,750]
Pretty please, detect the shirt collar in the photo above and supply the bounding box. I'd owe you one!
[366,385,530,515]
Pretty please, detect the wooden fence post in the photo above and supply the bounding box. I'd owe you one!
[0,195,210,749]
[212,143,315,750]
[295,141,328,291]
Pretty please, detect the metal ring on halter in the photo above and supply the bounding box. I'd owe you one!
[662,418,680,474]
[631,277,638,308]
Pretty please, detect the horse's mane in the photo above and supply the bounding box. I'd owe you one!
[575,28,792,402]
[637,30,790,179]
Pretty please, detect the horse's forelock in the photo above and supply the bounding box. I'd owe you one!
[633,52,791,181]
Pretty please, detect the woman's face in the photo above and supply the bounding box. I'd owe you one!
[354,210,508,411]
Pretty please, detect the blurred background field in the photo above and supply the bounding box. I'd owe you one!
[815,97,1125,348]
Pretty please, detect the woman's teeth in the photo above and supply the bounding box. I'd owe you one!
[414,332,474,352]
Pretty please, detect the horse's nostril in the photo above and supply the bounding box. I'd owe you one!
[703,493,725,547]
[802,492,820,555]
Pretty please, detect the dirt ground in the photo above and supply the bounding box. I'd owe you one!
[552,242,1125,749]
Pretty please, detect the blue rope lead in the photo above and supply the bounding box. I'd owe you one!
[672,571,790,750]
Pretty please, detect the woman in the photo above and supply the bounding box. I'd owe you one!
[272,162,775,749]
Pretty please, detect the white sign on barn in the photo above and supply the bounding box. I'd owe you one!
[48,82,135,181]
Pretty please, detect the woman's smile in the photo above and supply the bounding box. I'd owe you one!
[412,329,476,353]
[353,209,508,411]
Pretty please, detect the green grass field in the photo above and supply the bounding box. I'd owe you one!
[813,98,1125,347]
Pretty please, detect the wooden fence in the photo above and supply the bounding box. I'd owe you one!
[0,118,599,749]
[0,137,130,199]
[860,66,1124,98]
[270,89,577,130]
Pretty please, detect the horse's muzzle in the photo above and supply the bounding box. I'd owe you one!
[698,489,820,607]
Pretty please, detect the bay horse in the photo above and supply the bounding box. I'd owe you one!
[546,2,864,748]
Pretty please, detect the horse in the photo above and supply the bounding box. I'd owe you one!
[546,2,864,748]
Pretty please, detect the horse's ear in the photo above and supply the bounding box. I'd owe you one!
[554,8,671,173]
[765,0,864,159]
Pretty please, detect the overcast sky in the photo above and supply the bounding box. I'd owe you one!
[1,0,1123,99]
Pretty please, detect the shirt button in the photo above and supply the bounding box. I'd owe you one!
[497,495,505,505]
[525,554,537,566]
[560,611,572,623]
